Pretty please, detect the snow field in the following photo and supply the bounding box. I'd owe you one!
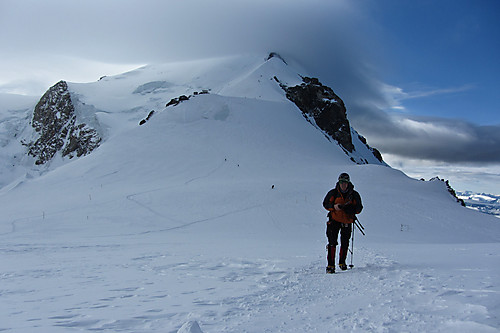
[1,55,499,332]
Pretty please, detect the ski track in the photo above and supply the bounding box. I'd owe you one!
[123,158,245,231]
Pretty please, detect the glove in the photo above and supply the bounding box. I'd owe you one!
[334,204,344,211]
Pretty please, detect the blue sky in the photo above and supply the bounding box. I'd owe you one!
[0,0,499,193]
[372,0,499,126]
[347,0,500,194]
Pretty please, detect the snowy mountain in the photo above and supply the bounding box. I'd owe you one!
[1,54,499,332]
[2,53,383,185]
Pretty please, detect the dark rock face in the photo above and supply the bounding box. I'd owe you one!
[357,133,384,163]
[267,52,287,64]
[278,76,384,163]
[25,81,101,165]
[140,90,210,125]
[280,77,354,153]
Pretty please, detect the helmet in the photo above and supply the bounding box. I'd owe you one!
[338,172,350,183]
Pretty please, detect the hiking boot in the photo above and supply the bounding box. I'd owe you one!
[339,263,347,271]
[326,266,335,274]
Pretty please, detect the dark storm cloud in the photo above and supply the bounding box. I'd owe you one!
[350,107,500,164]
[325,65,500,165]
[0,0,378,94]
[1,0,499,165]
[0,0,374,65]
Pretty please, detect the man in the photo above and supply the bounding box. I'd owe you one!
[323,172,363,273]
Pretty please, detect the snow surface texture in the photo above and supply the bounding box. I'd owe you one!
[1,55,499,332]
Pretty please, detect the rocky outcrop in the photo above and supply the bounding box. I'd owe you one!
[24,81,101,165]
[429,177,466,206]
[279,76,354,152]
[356,133,384,163]
[165,90,209,108]
[278,76,384,163]
[267,52,287,64]
[139,90,210,125]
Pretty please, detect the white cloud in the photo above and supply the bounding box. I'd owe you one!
[394,117,473,142]
[401,85,475,100]
[0,54,144,95]
[384,153,500,195]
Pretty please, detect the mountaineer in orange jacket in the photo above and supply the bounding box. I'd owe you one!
[323,172,363,273]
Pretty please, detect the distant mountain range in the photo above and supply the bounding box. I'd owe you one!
[457,191,500,218]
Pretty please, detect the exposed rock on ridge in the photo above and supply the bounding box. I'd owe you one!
[281,76,354,152]
[24,81,101,165]
[428,177,466,207]
[139,90,210,126]
[278,76,383,163]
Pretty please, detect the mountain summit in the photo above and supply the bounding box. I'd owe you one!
[24,80,102,165]
[5,53,383,182]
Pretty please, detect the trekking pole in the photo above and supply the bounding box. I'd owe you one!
[354,221,365,235]
[355,216,365,230]
[350,217,366,268]
[354,217,365,236]
[349,224,355,268]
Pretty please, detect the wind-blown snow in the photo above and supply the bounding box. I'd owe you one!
[0,55,499,332]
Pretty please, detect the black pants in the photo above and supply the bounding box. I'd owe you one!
[326,221,352,248]
[326,221,352,266]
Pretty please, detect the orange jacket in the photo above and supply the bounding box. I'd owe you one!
[323,183,363,224]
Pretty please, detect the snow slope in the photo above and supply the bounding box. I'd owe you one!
[1,55,499,332]
[0,93,37,187]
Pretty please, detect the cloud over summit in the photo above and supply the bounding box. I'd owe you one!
[1,0,499,165]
